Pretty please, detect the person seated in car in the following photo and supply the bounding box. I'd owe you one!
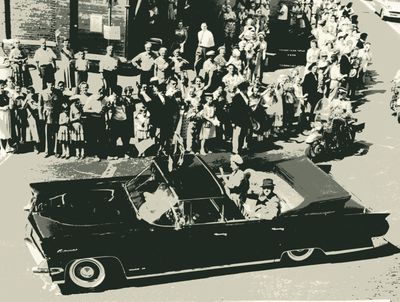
[253,178,281,220]
[139,182,177,223]
[220,154,250,212]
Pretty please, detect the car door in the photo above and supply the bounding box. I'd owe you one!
[184,198,285,269]
[121,209,193,277]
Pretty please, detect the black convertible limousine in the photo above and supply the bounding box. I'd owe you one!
[24,154,389,292]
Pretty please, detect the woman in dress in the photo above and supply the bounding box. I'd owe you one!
[8,39,32,87]
[199,93,220,155]
[24,87,40,153]
[305,39,320,73]
[69,96,85,159]
[172,20,188,53]
[59,38,75,89]
[0,80,14,156]
[254,32,268,83]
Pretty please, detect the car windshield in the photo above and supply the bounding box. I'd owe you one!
[125,163,180,226]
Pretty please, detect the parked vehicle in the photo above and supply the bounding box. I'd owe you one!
[375,0,400,20]
[389,83,400,122]
[25,154,389,293]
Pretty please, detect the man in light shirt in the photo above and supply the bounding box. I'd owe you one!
[34,39,57,90]
[194,23,215,75]
[131,42,156,85]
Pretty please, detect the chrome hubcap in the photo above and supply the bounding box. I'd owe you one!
[80,266,95,278]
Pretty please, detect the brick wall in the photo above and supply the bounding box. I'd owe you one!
[6,0,127,58]
[10,0,58,41]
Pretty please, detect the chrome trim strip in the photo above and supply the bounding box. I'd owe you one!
[126,258,280,279]
[324,246,373,255]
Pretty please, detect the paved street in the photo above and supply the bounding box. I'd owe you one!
[2,0,400,301]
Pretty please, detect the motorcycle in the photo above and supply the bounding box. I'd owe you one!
[389,83,400,123]
[305,117,365,161]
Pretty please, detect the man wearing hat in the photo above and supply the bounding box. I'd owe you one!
[220,154,249,211]
[33,38,57,90]
[253,178,281,219]
[131,42,157,85]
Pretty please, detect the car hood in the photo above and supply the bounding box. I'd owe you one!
[275,157,352,215]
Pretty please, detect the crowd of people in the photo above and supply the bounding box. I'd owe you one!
[0,0,373,161]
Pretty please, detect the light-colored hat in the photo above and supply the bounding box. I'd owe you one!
[232,48,241,57]
[206,50,215,56]
[230,154,244,165]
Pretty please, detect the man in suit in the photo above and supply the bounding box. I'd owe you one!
[302,63,321,119]
[230,81,252,154]
[139,79,179,155]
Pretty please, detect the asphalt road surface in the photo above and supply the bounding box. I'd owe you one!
[2,1,400,301]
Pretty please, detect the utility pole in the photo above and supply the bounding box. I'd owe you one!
[125,0,130,58]
[107,0,113,46]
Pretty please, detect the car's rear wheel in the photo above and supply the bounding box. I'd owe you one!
[68,258,106,289]
[286,248,315,262]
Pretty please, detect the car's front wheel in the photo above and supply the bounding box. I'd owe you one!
[68,258,106,289]
[286,248,315,262]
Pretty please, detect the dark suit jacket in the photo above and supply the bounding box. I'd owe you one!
[302,72,320,106]
[230,92,251,128]
[340,54,352,76]
[144,93,179,131]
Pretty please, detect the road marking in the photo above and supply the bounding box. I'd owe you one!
[101,162,117,178]
[0,154,12,167]
[361,0,400,35]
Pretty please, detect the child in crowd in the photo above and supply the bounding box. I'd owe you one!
[57,103,70,158]
[69,96,85,159]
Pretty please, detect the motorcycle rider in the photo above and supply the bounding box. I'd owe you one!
[329,87,353,120]
[329,88,353,120]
